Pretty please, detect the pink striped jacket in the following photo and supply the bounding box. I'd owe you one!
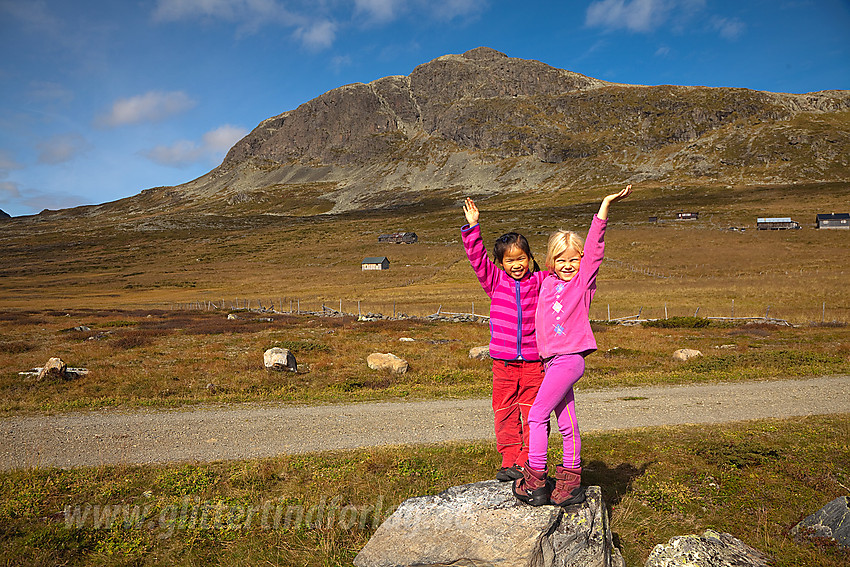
[462,223,546,361]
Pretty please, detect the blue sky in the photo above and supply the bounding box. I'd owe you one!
[1,0,848,217]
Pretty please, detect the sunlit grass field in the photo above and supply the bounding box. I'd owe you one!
[1,309,848,415]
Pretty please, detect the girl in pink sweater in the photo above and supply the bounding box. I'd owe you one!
[513,185,632,507]
[462,198,547,482]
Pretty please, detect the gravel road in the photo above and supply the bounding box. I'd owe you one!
[2,375,848,471]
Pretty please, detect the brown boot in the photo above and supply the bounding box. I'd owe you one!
[512,464,550,506]
[549,465,586,506]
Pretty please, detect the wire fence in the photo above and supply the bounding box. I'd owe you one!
[170,297,846,327]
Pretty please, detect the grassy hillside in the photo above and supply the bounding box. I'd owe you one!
[2,182,848,324]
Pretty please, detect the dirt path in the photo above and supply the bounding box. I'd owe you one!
[2,376,848,471]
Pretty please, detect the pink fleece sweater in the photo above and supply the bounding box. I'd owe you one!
[462,223,546,361]
[535,215,607,359]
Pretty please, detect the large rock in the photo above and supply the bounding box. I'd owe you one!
[354,480,623,567]
[791,495,850,549]
[672,348,703,362]
[37,357,67,381]
[469,345,491,360]
[263,347,297,372]
[645,530,771,567]
[366,352,409,375]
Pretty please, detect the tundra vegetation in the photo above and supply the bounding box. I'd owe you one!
[1,184,849,566]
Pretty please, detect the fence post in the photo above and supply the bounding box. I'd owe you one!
[732,299,734,318]
[607,304,610,321]
[665,302,668,319]
[822,302,825,323]
[694,307,700,317]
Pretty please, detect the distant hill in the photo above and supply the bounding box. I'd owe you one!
[0,209,11,220]
[44,47,850,218]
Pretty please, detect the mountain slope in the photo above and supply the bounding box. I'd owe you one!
[98,47,850,216]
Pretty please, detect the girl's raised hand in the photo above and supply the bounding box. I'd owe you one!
[597,184,632,220]
[463,197,480,227]
[605,184,632,204]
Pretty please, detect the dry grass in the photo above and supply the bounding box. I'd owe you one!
[1,309,848,415]
[0,415,847,566]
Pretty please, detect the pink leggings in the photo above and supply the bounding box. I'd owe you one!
[527,353,584,470]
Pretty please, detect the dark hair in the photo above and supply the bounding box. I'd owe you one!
[493,232,540,272]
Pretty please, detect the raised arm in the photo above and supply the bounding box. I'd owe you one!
[597,184,632,220]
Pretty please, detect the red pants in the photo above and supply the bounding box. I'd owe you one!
[491,359,545,468]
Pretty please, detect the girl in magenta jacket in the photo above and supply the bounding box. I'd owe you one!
[513,184,632,507]
[462,198,546,482]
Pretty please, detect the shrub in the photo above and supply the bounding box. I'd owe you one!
[643,316,710,329]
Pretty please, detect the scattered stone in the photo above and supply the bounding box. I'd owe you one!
[264,347,298,372]
[672,348,703,362]
[227,313,239,320]
[354,480,622,567]
[468,345,491,360]
[714,344,737,349]
[791,495,850,549]
[37,358,67,381]
[645,530,771,567]
[399,337,415,342]
[366,352,409,374]
[72,325,91,332]
[206,383,217,394]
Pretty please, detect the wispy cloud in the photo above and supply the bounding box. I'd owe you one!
[36,133,91,164]
[585,0,672,33]
[0,181,22,200]
[96,91,196,128]
[142,124,247,167]
[711,16,745,40]
[428,0,486,21]
[0,0,62,33]
[294,19,337,50]
[0,149,24,176]
[355,0,400,23]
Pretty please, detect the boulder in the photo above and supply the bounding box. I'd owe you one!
[263,347,297,372]
[469,346,491,360]
[37,357,67,381]
[645,530,771,567]
[672,348,703,362]
[791,495,850,549]
[366,352,409,374]
[354,480,623,567]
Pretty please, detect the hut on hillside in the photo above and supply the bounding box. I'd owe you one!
[816,213,850,229]
[676,212,699,220]
[361,257,390,271]
[757,217,801,230]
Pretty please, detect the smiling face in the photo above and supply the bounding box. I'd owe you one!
[500,245,531,280]
[553,246,582,282]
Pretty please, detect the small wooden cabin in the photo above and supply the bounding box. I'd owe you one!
[378,232,418,244]
[757,217,801,230]
[816,213,850,229]
[361,257,390,271]
[676,212,699,220]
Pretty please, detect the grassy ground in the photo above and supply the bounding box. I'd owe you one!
[1,183,848,324]
[2,310,848,415]
[1,414,847,566]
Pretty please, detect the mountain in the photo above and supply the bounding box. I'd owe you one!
[72,47,850,217]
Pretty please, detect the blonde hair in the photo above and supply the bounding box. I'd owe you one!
[545,230,585,270]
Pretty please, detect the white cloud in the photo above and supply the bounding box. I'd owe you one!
[0,181,22,200]
[294,19,337,50]
[355,0,399,23]
[712,16,745,40]
[36,133,91,164]
[0,149,24,176]
[153,0,285,22]
[202,124,248,152]
[586,0,671,33]
[429,0,486,21]
[142,124,248,167]
[97,91,196,128]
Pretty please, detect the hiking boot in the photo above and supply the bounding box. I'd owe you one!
[549,465,585,506]
[496,465,523,482]
[512,464,550,506]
